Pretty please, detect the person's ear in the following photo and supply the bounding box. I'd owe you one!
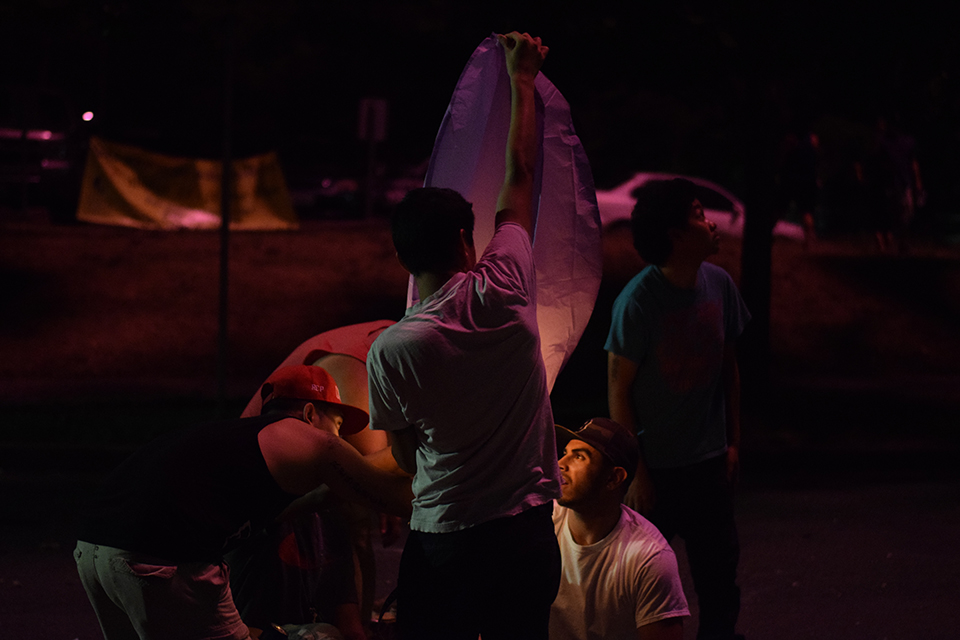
[302,402,317,426]
[607,466,628,491]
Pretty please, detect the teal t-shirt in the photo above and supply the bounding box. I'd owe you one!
[605,263,750,469]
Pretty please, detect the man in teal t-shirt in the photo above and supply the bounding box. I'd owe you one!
[605,178,749,640]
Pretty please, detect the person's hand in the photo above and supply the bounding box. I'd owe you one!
[623,472,657,516]
[497,31,548,79]
[726,444,740,487]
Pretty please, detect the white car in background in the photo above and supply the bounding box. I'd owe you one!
[595,172,803,239]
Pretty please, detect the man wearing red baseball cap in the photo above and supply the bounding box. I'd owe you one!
[232,322,397,639]
[74,364,411,640]
[257,363,371,437]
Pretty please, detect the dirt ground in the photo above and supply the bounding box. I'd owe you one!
[2,213,958,398]
[1,210,958,462]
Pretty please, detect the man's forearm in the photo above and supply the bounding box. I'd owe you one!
[505,72,538,183]
[495,32,545,236]
[318,436,413,518]
[495,71,537,234]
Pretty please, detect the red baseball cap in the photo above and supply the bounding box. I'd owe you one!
[260,364,369,435]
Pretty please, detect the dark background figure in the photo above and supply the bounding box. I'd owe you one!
[862,115,925,253]
[776,131,820,248]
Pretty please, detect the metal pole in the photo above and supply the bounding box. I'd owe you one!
[217,24,234,417]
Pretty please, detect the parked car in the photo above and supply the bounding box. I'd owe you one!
[595,171,802,239]
[0,85,86,219]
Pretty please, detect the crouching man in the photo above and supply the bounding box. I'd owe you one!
[74,364,412,640]
[552,418,689,640]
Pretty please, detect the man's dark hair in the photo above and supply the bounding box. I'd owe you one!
[392,187,475,276]
[262,398,344,423]
[261,397,312,417]
[630,178,697,265]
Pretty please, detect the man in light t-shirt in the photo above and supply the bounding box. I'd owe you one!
[367,32,560,640]
[552,418,689,640]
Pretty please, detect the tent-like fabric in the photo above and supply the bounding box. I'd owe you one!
[77,136,298,230]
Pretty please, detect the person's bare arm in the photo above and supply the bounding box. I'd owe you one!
[258,419,413,517]
[637,617,683,640]
[361,444,408,544]
[722,344,741,485]
[608,352,656,515]
[495,32,548,237]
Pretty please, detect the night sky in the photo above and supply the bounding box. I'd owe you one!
[2,1,957,205]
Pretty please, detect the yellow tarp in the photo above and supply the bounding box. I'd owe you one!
[77,136,298,230]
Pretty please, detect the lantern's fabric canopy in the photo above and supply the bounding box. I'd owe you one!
[416,35,602,390]
[77,136,297,230]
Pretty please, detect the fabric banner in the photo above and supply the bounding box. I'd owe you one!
[418,35,602,390]
[77,136,298,230]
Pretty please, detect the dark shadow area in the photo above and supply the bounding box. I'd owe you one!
[0,264,65,336]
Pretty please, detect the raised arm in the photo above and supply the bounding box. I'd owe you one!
[495,31,548,238]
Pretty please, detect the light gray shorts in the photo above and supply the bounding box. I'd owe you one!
[74,540,251,640]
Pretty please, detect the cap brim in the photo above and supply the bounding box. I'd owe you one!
[338,404,370,436]
[554,424,580,458]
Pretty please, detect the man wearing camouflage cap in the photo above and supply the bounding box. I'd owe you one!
[551,417,689,640]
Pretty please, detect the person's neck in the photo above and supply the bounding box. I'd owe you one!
[414,270,460,302]
[566,500,622,546]
[658,257,702,290]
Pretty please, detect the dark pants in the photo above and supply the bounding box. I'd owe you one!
[396,502,561,640]
[649,455,741,640]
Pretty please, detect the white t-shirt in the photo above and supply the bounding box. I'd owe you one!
[368,222,560,533]
[550,503,689,640]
